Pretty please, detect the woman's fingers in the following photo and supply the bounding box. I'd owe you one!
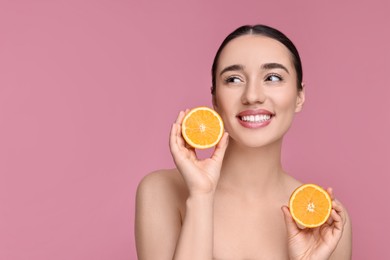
[325,187,347,231]
[281,206,300,236]
[169,121,179,154]
[211,132,229,162]
[175,111,186,146]
[324,187,335,225]
[327,187,335,200]
[324,187,346,235]
[175,110,186,124]
[170,111,186,155]
[331,200,346,231]
[170,110,199,162]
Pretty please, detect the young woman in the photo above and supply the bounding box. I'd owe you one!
[135,24,352,260]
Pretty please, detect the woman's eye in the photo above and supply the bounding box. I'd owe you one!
[266,74,282,82]
[225,76,242,83]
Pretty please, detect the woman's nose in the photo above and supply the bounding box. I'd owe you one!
[241,81,266,104]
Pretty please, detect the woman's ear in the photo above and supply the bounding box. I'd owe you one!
[295,83,305,113]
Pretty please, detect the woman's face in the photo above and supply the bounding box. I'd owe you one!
[213,35,305,148]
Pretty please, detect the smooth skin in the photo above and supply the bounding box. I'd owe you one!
[135,35,352,260]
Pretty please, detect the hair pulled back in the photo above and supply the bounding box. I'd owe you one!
[211,24,303,95]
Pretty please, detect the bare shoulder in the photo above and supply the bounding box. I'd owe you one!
[282,173,303,196]
[135,169,188,259]
[137,169,187,203]
[136,169,188,220]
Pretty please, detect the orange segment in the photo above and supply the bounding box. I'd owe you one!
[181,107,224,149]
[289,184,332,228]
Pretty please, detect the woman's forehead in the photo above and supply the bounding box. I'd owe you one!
[217,35,294,70]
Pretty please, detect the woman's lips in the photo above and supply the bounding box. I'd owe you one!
[237,109,274,128]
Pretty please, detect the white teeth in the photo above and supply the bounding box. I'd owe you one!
[241,114,271,123]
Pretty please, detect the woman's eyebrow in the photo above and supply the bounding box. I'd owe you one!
[220,63,289,76]
[261,63,290,74]
[219,64,244,76]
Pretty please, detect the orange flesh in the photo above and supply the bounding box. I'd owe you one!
[289,184,332,228]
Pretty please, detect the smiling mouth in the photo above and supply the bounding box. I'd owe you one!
[239,114,272,123]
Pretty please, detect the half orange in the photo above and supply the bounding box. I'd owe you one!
[289,184,332,228]
[181,107,224,149]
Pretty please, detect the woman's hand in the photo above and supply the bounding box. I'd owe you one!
[169,110,229,196]
[281,188,347,260]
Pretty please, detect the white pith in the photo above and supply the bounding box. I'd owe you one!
[307,202,315,212]
[199,124,206,132]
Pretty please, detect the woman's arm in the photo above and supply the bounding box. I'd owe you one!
[135,171,183,260]
[136,110,229,260]
[135,171,216,260]
[173,194,215,260]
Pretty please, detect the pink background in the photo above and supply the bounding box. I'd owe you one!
[1,1,389,259]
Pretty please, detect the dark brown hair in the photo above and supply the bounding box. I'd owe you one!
[211,24,303,95]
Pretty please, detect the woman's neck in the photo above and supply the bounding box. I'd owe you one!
[217,138,286,196]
